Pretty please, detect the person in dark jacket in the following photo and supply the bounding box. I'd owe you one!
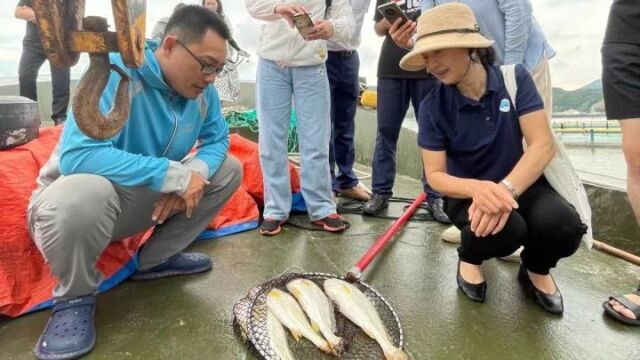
[15,0,70,125]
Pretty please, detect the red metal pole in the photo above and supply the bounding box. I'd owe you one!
[350,192,427,278]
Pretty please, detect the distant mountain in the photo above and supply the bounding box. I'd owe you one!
[552,80,604,115]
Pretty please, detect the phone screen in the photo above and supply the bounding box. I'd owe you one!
[293,13,315,37]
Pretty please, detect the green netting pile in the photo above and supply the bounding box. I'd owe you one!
[223,107,299,153]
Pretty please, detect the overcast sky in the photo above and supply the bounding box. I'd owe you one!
[0,0,611,90]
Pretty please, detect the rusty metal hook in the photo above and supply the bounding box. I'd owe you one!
[70,16,132,140]
[72,53,131,140]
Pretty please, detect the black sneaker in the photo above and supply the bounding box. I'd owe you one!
[362,193,390,216]
[312,214,347,233]
[259,218,285,236]
[427,197,451,224]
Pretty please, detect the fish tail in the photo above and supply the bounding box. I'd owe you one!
[384,347,409,360]
[328,336,346,356]
[316,339,333,354]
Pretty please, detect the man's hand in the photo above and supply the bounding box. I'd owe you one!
[469,180,518,215]
[468,203,511,237]
[180,171,210,218]
[304,20,334,41]
[389,18,416,49]
[274,3,309,27]
[152,194,186,224]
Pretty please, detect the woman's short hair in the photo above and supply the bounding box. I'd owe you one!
[470,46,497,67]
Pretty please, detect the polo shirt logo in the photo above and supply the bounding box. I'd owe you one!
[499,98,511,113]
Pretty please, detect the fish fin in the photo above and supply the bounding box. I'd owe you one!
[290,288,302,299]
[290,329,302,342]
[341,284,352,295]
[311,321,320,333]
[384,347,409,360]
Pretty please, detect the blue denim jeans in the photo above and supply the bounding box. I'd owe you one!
[257,58,336,221]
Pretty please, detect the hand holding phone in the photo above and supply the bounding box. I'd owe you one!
[389,16,417,49]
[293,13,315,38]
[377,1,409,27]
[304,20,335,41]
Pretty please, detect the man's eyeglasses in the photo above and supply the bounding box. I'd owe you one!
[176,40,225,75]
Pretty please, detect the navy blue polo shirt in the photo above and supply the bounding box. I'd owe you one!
[417,64,544,182]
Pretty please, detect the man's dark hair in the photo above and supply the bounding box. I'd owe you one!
[164,5,229,44]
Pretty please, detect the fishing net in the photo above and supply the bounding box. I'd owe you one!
[233,272,404,360]
[223,108,300,153]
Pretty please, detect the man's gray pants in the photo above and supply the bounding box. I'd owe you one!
[27,156,242,299]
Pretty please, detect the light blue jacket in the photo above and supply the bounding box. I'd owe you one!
[421,0,555,72]
[55,40,229,194]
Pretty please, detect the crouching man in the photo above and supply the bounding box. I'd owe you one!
[28,6,241,359]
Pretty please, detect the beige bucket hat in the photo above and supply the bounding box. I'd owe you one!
[399,3,494,72]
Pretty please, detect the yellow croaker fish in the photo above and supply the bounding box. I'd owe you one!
[266,288,333,355]
[286,279,345,355]
[267,310,295,360]
[323,279,408,360]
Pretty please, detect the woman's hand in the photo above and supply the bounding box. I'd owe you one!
[389,18,416,49]
[469,180,518,215]
[274,4,309,27]
[468,203,511,237]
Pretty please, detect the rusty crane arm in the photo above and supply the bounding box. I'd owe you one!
[32,0,146,139]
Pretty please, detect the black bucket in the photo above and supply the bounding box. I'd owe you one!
[0,96,40,150]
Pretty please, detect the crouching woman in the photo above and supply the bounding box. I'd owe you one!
[400,3,587,314]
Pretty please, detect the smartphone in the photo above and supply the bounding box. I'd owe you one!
[292,13,315,37]
[377,1,409,26]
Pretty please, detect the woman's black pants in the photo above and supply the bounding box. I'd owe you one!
[444,178,587,275]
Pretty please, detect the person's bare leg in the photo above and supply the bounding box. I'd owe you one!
[608,119,640,320]
[620,119,640,225]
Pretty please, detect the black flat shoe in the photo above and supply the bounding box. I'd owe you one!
[456,261,487,303]
[518,264,563,314]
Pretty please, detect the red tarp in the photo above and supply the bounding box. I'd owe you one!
[0,127,300,317]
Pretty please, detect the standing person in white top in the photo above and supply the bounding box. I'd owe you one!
[326,0,373,202]
[203,0,249,102]
[245,0,355,236]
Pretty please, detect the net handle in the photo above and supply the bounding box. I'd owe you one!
[350,192,427,278]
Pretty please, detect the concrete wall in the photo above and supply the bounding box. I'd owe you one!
[0,80,78,126]
[353,107,424,180]
[0,80,255,126]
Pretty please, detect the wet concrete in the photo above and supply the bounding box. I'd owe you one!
[1,172,639,360]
